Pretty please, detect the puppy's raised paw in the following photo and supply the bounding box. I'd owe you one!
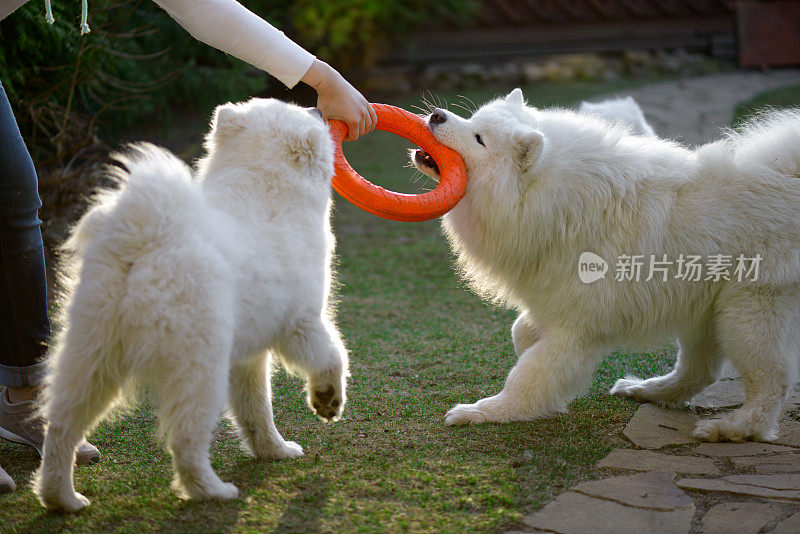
[307,378,345,422]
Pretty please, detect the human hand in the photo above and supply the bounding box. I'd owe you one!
[301,60,376,141]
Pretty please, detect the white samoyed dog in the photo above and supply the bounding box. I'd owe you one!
[35,99,349,512]
[412,88,800,443]
[579,95,657,138]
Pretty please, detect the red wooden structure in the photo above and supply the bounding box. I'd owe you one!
[737,1,800,68]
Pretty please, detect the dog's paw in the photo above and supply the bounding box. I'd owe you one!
[310,384,342,421]
[610,377,689,409]
[42,491,91,514]
[307,375,345,422]
[692,417,775,443]
[610,377,648,401]
[264,440,304,460]
[180,481,240,501]
[198,482,240,501]
[215,482,240,500]
[173,475,240,501]
[445,394,560,425]
[445,403,490,426]
[693,419,737,443]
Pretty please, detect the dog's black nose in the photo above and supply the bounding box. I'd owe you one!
[430,109,447,125]
[306,107,324,120]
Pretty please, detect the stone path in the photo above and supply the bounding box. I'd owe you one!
[512,71,800,534]
[516,366,800,534]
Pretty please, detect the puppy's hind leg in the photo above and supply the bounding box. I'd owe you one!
[611,325,724,408]
[694,288,800,442]
[446,331,602,425]
[35,340,125,513]
[229,353,303,459]
[156,344,238,501]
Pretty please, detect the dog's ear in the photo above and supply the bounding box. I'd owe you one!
[211,103,245,137]
[512,126,545,171]
[287,126,326,169]
[505,88,525,107]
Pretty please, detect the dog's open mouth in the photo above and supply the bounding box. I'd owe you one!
[412,148,441,179]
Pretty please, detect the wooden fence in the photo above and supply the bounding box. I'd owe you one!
[386,0,739,64]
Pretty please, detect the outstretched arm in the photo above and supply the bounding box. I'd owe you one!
[153,0,376,139]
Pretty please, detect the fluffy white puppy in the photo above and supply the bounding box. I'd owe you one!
[35,99,348,512]
[579,95,657,138]
[412,88,800,443]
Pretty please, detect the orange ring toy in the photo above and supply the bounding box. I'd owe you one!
[329,104,467,222]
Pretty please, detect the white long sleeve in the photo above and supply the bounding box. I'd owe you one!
[153,0,315,88]
[0,0,31,21]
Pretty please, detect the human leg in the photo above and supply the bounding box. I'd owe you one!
[0,82,99,464]
[0,81,50,390]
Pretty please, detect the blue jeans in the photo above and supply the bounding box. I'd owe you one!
[0,81,50,388]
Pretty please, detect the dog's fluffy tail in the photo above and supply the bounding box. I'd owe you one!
[53,141,201,359]
[52,142,203,368]
[64,143,200,260]
[726,108,800,179]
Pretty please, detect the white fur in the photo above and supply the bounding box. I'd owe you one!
[413,89,800,442]
[35,99,349,512]
[580,95,657,138]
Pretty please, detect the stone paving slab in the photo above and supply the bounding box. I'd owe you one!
[692,442,797,457]
[731,453,800,474]
[677,474,800,502]
[691,380,800,410]
[775,420,800,448]
[772,511,800,534]
[597,448,719,475]
[691,379,746,409]
[718,361,739,380]
[699,502,784,534]
[623,404,698,449]
[570,472,693,512]
[522,490,695,534]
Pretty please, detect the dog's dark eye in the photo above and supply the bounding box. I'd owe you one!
[475,134,485,146]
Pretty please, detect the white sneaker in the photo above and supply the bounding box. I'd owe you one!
[0,464,14,493]
[0,387,100,465]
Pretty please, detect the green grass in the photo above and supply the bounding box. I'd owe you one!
[732,83,800,127]
[1,76,687,533]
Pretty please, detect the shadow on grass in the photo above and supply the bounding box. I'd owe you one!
[273,474,330,533]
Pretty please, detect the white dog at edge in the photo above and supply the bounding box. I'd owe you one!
[35,99,348,512]
[412,88,800,443]
[579,95,657,138]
